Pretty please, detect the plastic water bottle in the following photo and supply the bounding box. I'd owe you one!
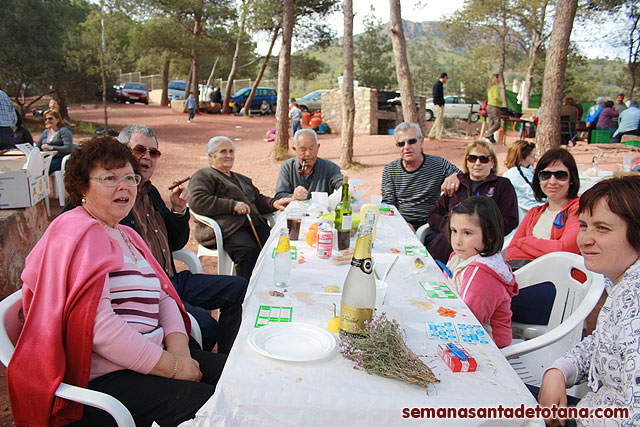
[274,228,292,288]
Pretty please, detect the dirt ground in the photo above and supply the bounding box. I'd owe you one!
[0,103,637,425]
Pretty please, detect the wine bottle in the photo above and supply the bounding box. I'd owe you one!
[339,225,375,336]
[334,175,352,250]
[274,228,291,288]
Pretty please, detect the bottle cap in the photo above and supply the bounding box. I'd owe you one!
[343,175,349,184]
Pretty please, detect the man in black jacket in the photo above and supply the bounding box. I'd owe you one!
[118,124,248,353]
[428,72,448,141]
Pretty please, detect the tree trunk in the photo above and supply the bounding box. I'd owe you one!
[629,62,637,100]
[185,62,194,102]
[100,0,108,130]
[205,57,219,91]
[222,5,247,115]
[192,12,202,110]
[522,32,541,110]
[161,59,170,107]
[273,0,295,160]
[498,18,508,108]
[244,27,279,117]
[340,0,355,168]
[389,0,418,123]
[536,0,578,154]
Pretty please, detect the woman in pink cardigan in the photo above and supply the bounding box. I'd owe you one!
[505,148,581,325]
[8,137,225,427]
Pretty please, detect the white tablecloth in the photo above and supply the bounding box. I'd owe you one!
[181,209,542,426]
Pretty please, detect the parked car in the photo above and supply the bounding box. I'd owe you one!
[425,96,481,122]
[294,89,328,112]
[230,87,277,113]
[117,82,149,104]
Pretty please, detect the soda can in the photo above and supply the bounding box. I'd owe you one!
[316,223,333,258]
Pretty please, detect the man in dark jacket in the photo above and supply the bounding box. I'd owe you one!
[118,124,248,353]
[428,72,448,141]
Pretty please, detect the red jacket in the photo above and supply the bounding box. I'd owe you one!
[505,198,580,261]
[8,208,190,426]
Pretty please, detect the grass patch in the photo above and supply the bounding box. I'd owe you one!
[74,120,100,137]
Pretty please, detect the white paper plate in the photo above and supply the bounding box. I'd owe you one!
[248,323,336,362]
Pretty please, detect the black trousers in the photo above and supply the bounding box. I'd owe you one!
[0,127,14,150]
[171,271,248,353]
[67,349,226,427]
[225,223,271,280]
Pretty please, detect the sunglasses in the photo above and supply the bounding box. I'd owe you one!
[538,170,569,181]
[132,144,162,158]
[44,117,56,121]
[396,138,418,147]
[467,154,491,164]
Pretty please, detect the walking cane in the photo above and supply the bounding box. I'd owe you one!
[246,214,263,249]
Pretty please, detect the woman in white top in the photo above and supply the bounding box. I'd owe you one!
[503,139,545,212]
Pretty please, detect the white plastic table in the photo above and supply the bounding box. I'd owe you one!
[181,209,542,427]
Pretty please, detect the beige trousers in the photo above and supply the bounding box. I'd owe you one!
[428,105,444,139]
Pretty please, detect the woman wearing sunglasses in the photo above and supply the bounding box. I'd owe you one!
[36,109,74,174]
[427,139,519,264]
[506,148,581,325]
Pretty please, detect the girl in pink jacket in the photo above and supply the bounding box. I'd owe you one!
[445,196,518,348]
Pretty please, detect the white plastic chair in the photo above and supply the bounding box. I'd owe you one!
[0,289,202,426]
[51,154,70,207]
[172,249,203,274]
[189,210,235,276]
[415,223,431,244]
[501,252,605,388]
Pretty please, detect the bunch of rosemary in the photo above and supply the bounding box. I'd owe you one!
[339,314,439,392]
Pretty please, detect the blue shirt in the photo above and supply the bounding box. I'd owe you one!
[585,104,602,125]
[185,97,197,110]
[0,90,17,128]
[613,106,640,137]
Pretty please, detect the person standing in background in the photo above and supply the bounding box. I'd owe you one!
[289,98,302,137]
[428,72,448,141]
[615,93,627,113]
[0,89,17,150]
[585,97,606,143]
[185,92,197,123]
[483,74,503,144]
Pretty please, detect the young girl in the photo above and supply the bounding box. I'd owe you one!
[445,196,518,348]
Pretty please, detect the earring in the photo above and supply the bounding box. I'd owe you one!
[82,195,86,204]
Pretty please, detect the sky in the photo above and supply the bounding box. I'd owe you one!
[254,0,627,60]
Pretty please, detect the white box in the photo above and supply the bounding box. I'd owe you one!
[0,146,49,209]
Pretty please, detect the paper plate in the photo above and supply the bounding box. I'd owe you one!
[248,323,336,362]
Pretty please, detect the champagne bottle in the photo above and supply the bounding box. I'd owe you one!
[334,175,352,250]
[339,225,375,336]
[274,228,291,288]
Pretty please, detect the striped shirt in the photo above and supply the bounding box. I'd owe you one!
[381,155,460,226]
[90,226,185,380]
[131,182,175,277]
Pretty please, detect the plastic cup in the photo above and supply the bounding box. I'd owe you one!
[624,155,632,172]
[286,209,302,240]
[375,278,388,309]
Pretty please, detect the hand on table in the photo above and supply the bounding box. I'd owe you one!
[441,174,460,197]
[234,201,251,215]
[292,185,309,200]
[539,368,568,426]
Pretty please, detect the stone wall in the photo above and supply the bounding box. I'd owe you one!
[0,201,49,298]
[322,87,378,135]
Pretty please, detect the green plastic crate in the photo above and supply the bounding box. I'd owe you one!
[623,140,640,148]
[591,129,611,144]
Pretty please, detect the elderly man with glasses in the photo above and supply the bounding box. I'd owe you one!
[381,122,461,232]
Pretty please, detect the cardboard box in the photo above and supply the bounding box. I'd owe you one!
[0,146,49,209]
[437,343,478,372]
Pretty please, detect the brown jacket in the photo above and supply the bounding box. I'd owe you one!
[189,167,277,248]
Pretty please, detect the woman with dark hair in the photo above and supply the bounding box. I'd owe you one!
[503,139,544,212]
[506,148,581,325]
[12,113,33,144]
[596,100,619,133]
[539,175,640,426]
[8,136,226,426]
[36,109,74,173]
[427,139,518,264]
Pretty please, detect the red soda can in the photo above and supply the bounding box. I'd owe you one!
[316,222,333,258]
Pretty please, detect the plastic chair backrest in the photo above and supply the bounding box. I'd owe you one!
[189,209,235,276]
[514,252,596,332]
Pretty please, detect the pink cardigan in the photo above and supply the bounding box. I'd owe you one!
[505,198,580,261]
[8,207,190,427]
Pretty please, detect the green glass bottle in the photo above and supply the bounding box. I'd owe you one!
[334,175,352,250]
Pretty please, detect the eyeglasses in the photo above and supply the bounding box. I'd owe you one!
[131,144,162,158]
[90,173,141,187]
[44,117,56,121]
[396,138,419,147]
[467,154,491,164]
[538,170,569,181]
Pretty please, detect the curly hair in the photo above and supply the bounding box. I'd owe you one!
[65,136,138,206]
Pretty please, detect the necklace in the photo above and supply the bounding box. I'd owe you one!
[83,207,138,264]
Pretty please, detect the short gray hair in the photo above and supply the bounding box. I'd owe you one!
[293,129,318,146]
[393,122,422,141]
[118,124,157,146]
[206,136,234,156]
[629,99,639,108]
